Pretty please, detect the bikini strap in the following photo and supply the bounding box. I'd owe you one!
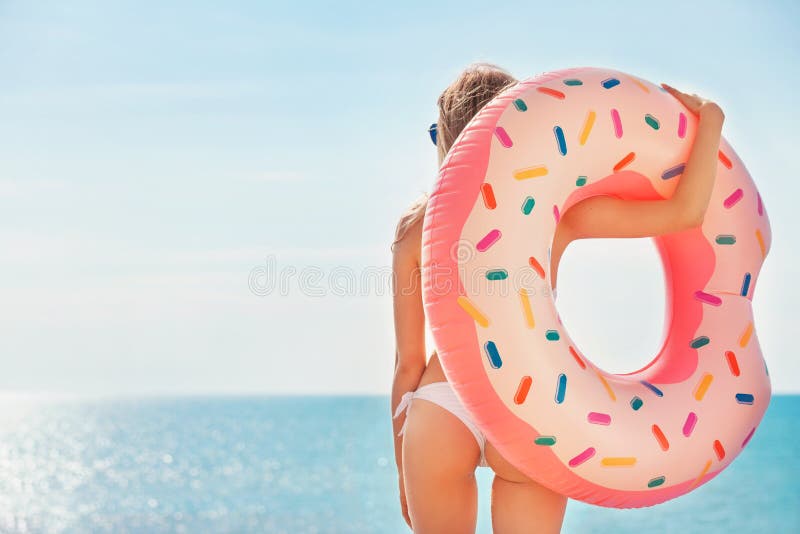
[393,390,416,436]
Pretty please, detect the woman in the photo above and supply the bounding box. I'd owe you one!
[391,62,725,533]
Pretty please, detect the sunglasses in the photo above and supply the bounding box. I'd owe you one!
[428,123,437,146]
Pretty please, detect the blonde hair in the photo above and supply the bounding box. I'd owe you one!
[391,62,518,252]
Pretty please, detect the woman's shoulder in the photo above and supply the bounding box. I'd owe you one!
[392,214,423,258]
[392,193,428,254]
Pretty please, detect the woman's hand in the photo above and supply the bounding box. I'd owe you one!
[661,83,725,124]
[398,475,412,529]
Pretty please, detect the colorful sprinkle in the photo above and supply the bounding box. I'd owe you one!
[563,79,583,86]
[613,152,636,172]
[484,340,502,368]
[601,457,636,466]
[741,427,756,448]
[553,204,560,223]
[723,188,744,208]
[757,193,763,215]
[513,98,528,112]
[690,459,713,489]
[456,296,489,327]
[652,424,669,451]
[576,176,587,186]
[735,393,754,405]
[630,396,643,411]
[645,114,660,130]
[691,336,710,349]
[597,372,617,401]
[546,330,561,341]
[535,435,557,446]
[601,77,621,89]
[476,229,501,251]
[694,373,713,401]
[648,476,666,488]
[514,376,533,404]
[579,110,596,145]
[537,87,565,99]
[494,126,513,148]
[719,150,733,169]
[661,163,685,180]
[725,351,740,377]
[694,291,722,306]
[519,288,535,328]
[678,112,687,138]
[740,273,751,297]
[629,77,650,93]
[480,183,496,209]
[514,165,549,180]
[486,269,508,281]
[568,447,595,467]
[610,108,623,138]
[715,234,736,245]
[756,229,766,258]
[569,346,586,369]
[713,439,726,460]
[641,380,663,397]
[521,196,536,215]
[555,373,567,403]
[683,412,698,437]
[528,256,545,280]
[739,321,754,348]
[587,412,611,425]
[553,125,567,155]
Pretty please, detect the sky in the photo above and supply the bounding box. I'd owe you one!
[0,0,797,396]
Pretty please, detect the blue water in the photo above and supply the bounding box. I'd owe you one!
[0,394,796,533]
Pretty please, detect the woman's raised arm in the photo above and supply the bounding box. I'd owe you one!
[561,84,726,240]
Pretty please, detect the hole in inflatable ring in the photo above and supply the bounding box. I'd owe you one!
[554,236,666,376]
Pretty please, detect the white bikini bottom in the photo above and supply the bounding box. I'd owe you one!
[393,381,488,468]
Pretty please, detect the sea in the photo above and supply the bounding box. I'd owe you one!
[0,394,796,534]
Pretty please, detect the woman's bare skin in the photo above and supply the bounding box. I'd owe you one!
[393,83,724,532]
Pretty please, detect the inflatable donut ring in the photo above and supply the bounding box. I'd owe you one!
[421,66,772,508]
